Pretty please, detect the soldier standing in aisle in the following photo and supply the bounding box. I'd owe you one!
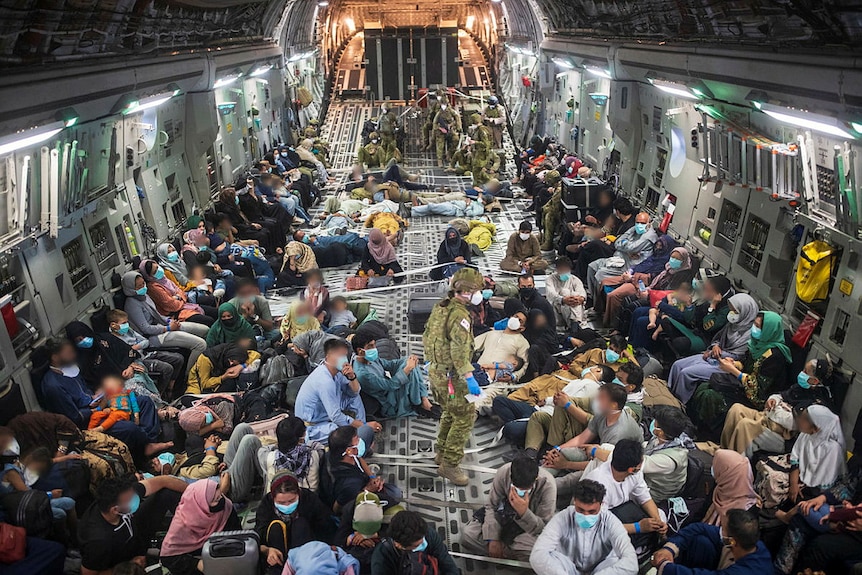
[421,91,442,151]
[423,267,484,486]
[482,95,506,149]
[432,101,461,168]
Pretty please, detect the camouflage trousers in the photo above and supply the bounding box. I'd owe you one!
[429,366,476,466]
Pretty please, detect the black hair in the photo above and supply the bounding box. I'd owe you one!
[706,275,732,298]
[652,406,691,440]
[389,510,428,547]
[323,338,350,356]
[613,197,635,216]
[517,273,534,285]
[610,439,643,472]
[276,416,307,453]
[26,447,53,469]
[608,335,628,351]
[599,382,628,411]
[518,220,532,232]
[726,508,760,550]
[814,358,833,381]
[95,475,138,513]
[328,426,357,464]
[597,365,615,384]
[304,268,323,282]
[619,362,643,390]
[573,479,606,504]
[554,256,573,269]
[352,331,375,353]
[45,337,72,360]
[235,277,258,290]
[292,230,304,241]
[510,453,539,489]
[331,295,347,305]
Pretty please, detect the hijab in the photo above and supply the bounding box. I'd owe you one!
[712,293,758,356]
[280,301,321,340]
[650,246,692,288]
[296,139,317,163]
[121,271,166,320]
[181,229,205,255]
[184,215,203,231]
[792,405,846,489]
[65,321,106,387]
[442,226,464,261]
[632,234,678,277]
[367,228,397,265]
[156,243,188,284]
[206,302,255,346]
[523,308,557,348]
[202,343,249,377]
[707,449,760,526]
[748,311,791,362]
[139,259,180,296]
[160,480,233,557]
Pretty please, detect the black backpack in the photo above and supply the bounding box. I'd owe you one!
[0,490,53,538]
[679,449,715,500]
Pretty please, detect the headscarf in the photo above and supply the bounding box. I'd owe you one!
[296,139,317,163]
[206,302,255,346]
[280,301,321,340]
[65,321,106,387]
[748,310,791,362]
[184,215,203,231]
[706,449,760,526]
[650,246,692,288]
[632,234,678,277]
[139,259,180,296]
[160,480,233,557]
[202,343,249,377]
[181,229,205,255]
[156,243,188,284]
[711,293,758,356]
[367,228,397,265]
[442,226,464,261]
[792,405,846,489]
[292,329,339,367]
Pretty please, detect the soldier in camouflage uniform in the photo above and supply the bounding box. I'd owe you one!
[421,92,442,151]
[357,132,386,170]
[378,105,399,149]
[540,170,563,250]
[482,95,506,149]
[469,141,500,187]
[422,267,484,486]
[432,102,461,168]
[303,118,320,139]
[467,113,493,149]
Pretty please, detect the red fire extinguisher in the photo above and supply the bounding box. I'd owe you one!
[659,195,676,233]
[521,75,532,87]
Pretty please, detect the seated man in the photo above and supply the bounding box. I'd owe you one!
[500,220,548,273]
[586,211,658,297]
[652,508,771,575]
[326,426,401,513]
[371,510,459,575]
[569,335,639,376]
[294,339,382,447]
[546,256,588,329]
[461,454,557,561]
[530,478,637,574]
[617,362,645,419]
[582,439,668,542]
[492,364,614,445]
[351,332,437,418]
[79,475,187,575]
[228,278,280,341]
[517,272,557,330]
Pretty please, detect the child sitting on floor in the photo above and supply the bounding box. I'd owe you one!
[325,296,357,335]
[88,374,140,432]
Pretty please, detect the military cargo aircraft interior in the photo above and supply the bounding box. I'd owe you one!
[2,1,862,574]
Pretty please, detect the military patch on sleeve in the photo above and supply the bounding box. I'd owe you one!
[460,318,471,331]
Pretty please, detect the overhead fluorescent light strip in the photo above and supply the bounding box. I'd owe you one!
[0,122,66,156]
[585,65,612,79]
[760,103,855,139]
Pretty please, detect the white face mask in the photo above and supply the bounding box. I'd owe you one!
[2,438,20,457]
[60,365,80,378]
[507,317,521,331]
[470,291,484,306]
[519,232,531,241]
[440,104,447,110]
[726,311,740,324]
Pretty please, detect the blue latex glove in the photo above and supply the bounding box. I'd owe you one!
[465,374,481,396]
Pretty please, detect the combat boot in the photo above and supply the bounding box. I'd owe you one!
[437,463,469,486]
[434,452,442,465]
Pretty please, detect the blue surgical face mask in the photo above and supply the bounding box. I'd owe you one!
[199,245,208,252]
[364,348,379,362]
[335,355,349,370]
[482,289,493,300]
[750,326,762,339]
[302,236,310,244]
[350,437,366,458]
[157,452,176,467]
[118,322,130,335]
[558,272,571,282]
[649,420,658,437]
[77,337,94,349]
[514,486,529,497]
[605,349,621,363]
[204,412,214,425]
[295,315,308,325]
[797,372,812,389]
[612,377,624,386]
[634,222,648,235]
[123,493,141,515]
[668,257,682,270]
[581,367,592,378]
[412,538,428,553]
[575,511,599,529]
[275,500,299,515]
[154,267,165,280]
[167,252,180,263]
[234,196,240,205]
[136,286,148,296]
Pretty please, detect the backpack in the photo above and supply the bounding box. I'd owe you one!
[0,490,53,538]
[678,449,714,500]
[79,430,136,493]
[754,454,791,509]
[795,240,838,303]
[642,376,683,410]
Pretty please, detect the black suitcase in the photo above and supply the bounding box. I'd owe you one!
[408,297,438,334]
[561,177,611,222]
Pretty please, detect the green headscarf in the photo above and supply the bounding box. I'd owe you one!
[206,302,255,346]
[185,215,203,231]
[748,310,791,362]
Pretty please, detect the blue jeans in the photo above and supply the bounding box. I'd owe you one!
[628,306,653,349]
[50,496,76,519]
[492,396,538,445]
[248,256,275,292]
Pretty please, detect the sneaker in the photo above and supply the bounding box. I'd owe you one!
[437,463,469,486]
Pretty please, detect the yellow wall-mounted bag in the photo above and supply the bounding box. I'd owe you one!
[795,240,837,303]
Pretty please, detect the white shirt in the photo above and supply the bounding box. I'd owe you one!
[584,459,652,509]
[536,376,601,415]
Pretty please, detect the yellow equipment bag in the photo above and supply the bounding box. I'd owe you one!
[296,86,313,108]
[795,240,837,303]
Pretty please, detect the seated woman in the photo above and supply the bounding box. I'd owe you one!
[261,416,325,492]
[601,234,684,321]
[234,175,290,247]
[254,472,336,575]
[301,269,330,322]
[668,293,758,404]
[213,187,275,253]
[289,329,340,373]
[139,259,215,326]
[297,138,330,184]
[159,480,241,575]
[689,310,791,440]
[279,240,318,287]
[467,278,499,336]
[186,341,259,394]
[121,271,208,367]
[721,358,834,456]
[659,275,732,356]
[280,301,321,344]
[704,449,761,527]
[360,228,404,282]
[430,226,472,280]
[206,302,255,346]
[627,283,695,350]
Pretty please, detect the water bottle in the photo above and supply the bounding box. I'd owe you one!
[637,280,646,295]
